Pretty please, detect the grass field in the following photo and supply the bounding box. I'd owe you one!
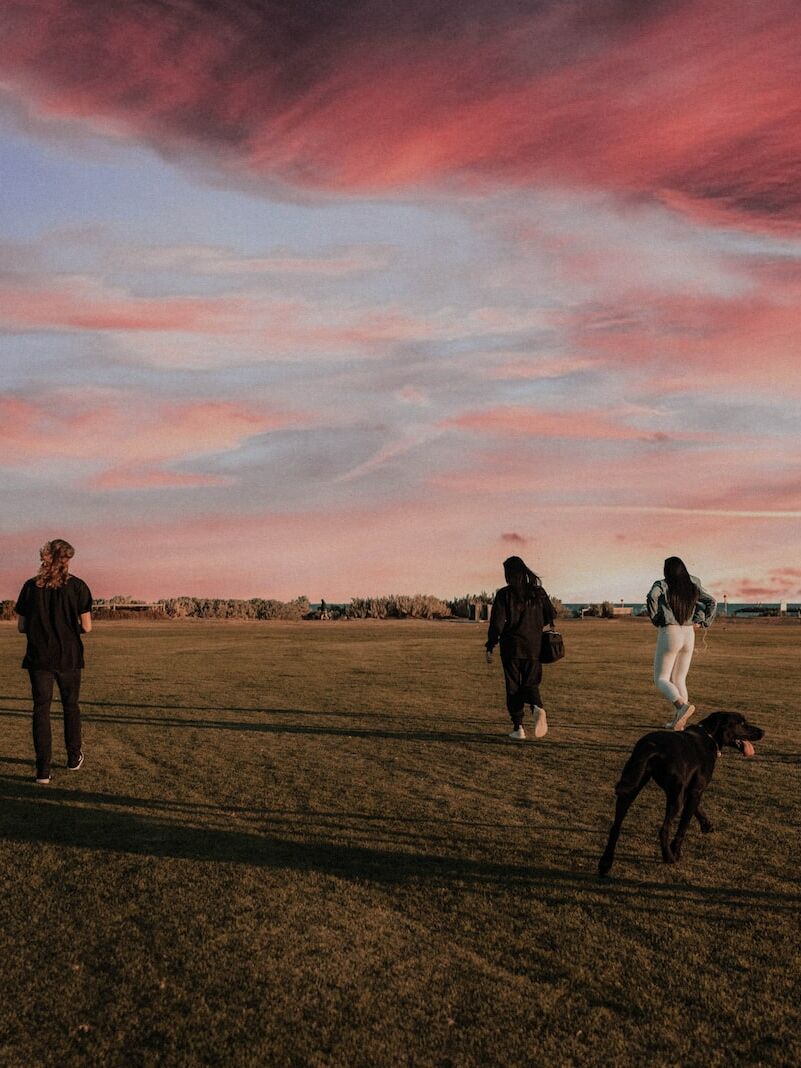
[0,618,798,1067]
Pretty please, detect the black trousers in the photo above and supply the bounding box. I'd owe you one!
[501,657,543,727]
[28,669,82,775]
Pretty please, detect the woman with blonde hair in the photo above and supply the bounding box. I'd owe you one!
[647,556,716,731]
[14,539,93,784]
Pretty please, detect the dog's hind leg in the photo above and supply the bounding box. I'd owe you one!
[615,741,658,795]
[658,787,684,863]
[598,777,650,877]
[695,802,714,834]
[670,789,702,860]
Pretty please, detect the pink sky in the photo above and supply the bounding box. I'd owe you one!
[0,0,799,602]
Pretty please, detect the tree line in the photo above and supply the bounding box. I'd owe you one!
[1,593,581,621]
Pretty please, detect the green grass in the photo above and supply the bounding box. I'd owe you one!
[0,618,798,1067]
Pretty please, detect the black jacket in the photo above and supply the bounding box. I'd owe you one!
[486,585,554,659]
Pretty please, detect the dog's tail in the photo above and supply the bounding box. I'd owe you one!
[615,739,660,795]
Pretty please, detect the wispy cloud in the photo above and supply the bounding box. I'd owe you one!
[445,406,718,444]
[0,391,303,488]
[105,242,393,277]
[484,356,599,382]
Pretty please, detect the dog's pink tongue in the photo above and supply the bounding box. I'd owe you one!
[741,740,756,758]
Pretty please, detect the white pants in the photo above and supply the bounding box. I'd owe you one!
[653,625,695,705]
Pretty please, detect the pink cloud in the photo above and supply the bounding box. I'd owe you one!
[0,393,301,487]
[724,573,801,599]
[396,386,431,406]
[484,357,599,381]
[701,473,801,515]
[0,277,247,333]
[91,468,227,491]
[0,271,447,365]
[444,406,712,443]
[1,1,799,231]
[123,244,392,277]
[570,267,801,393]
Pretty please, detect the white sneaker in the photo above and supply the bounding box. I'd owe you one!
[508,726,526,740]
[666,703,695,731]
[532,706,548,738]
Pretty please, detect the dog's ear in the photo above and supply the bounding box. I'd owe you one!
[700,713,747,747]
[700,711,726,732]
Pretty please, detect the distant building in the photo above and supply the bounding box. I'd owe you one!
[93,601,165,618]
[469,601,491,622]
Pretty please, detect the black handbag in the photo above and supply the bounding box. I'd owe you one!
[540,627,565,664]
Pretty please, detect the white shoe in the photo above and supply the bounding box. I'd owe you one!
[532,706,548,738]
[508,726,526,740]
[665,703,695,731]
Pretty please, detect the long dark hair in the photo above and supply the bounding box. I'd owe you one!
[503,556,543,605]
[663,556,699,625]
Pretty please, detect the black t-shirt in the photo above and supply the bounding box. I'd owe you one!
[14,575,93,671]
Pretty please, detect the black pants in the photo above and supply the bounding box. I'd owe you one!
[501,657,543,728]
[28,669,82,775]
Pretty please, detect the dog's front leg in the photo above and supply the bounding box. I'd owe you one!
[659,792,683,863]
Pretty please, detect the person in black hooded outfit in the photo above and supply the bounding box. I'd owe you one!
[486,556,555,740]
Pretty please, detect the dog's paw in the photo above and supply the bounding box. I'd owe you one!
[699,822,714,834]
[661,850,676,864]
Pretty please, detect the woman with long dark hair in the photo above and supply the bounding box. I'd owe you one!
[486,556,555,740]
[14,539,93,783]
[647,556,716,731]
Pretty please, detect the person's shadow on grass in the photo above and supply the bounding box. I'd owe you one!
[0,774,797,915]
[0,704,630,752]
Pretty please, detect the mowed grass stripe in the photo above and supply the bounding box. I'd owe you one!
[0,619,798,1067]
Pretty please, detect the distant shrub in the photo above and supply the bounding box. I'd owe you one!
[93,605,167,621]
[581,602,615,619]
[1,600,15,621]
[158,596,310,621]
[450,591,569,620]
[549,596,573,619]
[348,595,451,620]
[447,592,493,619]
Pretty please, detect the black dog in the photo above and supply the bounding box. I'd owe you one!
[598,712,764,876]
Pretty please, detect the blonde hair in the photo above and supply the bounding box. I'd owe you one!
[36,539,75,589]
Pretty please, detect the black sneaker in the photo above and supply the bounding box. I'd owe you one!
[67,752,85,771]
[35,771,51,784]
